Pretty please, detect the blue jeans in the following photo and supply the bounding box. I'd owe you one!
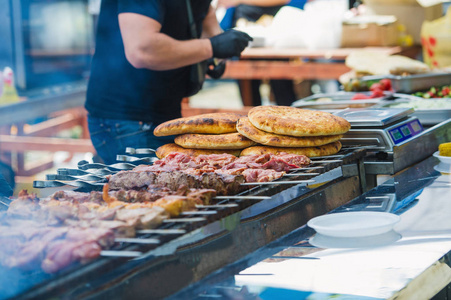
[87,116,175,165]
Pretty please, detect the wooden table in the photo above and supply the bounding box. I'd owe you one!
[222,46,422,106]
[0,85,94,176]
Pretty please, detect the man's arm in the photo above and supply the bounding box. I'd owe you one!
[202,5,223,38]
[119,13,213,70]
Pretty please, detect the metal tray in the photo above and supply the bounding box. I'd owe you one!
[291,92,386,112]
[380,99,451,126]
[361,72,451,93]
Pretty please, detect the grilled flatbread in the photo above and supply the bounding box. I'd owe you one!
[156,143,241,159]
[237,117,343,147]
[248,106,350,137]
[345,51,430,76]
[174,132,256,150]
[154,113,243,137]
[240,141,342,158]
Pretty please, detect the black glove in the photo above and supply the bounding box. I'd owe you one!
[206,58,226,79]
[210,29,253,59]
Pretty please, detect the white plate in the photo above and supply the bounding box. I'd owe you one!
[434,163,451,174]
[307,211,400,238]
[309,230,401,249]
[433,151,451,165]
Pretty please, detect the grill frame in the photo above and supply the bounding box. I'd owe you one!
[3,146,367,300]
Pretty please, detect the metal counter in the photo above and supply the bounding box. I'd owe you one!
[0,82,86,126]
[171,154,451,300]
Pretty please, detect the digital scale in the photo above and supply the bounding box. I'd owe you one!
[334,107,424,153]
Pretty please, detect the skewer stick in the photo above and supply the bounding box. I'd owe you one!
[101,250,143,257]
[196,204,239,208]
[181,211,218,215]
[241,180,315,186]
[310,155,344,159]
[163,217,207,223]
[126,147,156,154]
[137,229,186,235]
[310,160,343,163]
[291,166,324,171]
[115,237,160,244]
[213,196,271,200]
[283,173,320,177]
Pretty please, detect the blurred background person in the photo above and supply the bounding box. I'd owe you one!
[85,0,252,164]
[217,0,307,106]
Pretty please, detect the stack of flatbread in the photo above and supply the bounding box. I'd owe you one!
[237,106,350,157]
[153,113,256,158]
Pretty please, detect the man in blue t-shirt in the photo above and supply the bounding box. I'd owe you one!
[85,0,252,164]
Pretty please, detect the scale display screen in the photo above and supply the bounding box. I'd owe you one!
[388,119,424,144]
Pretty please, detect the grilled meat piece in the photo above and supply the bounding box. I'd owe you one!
[152,195,202,217]
[108,171,244,196]
[66,227,115,249]
[115,206,169,229]
[41,228,114,274]
[107,171,157,190]
[241,169,286,183]
[66,219,136,238]
[41,239,102,274]
[50,190,104,204]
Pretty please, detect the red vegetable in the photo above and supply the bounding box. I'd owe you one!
[371,89,384,98]
[370,83,383,92]
[379,79,392,91]
[351,93,371,100]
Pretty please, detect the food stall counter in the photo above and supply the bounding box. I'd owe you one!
[170,153,451,300]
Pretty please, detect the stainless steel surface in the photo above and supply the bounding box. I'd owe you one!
[334,107,414,127]
[171,154,451,300]
[291,92,384,111]
[293,91,451,127]
[0,86,86,126]
[365,118,451,175]
[15,147,366,300]
[361,72,451,93]
[116,155,157,164]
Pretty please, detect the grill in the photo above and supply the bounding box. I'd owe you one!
[1,146,367,299]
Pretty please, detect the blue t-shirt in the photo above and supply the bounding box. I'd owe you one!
[86,0,211,124]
